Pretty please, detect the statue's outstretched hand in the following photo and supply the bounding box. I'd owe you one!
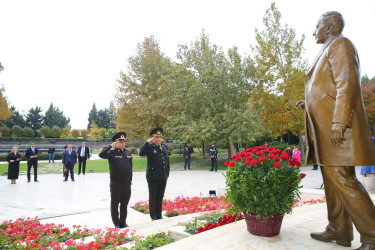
[331,123,347,147]
[296,100,305,110]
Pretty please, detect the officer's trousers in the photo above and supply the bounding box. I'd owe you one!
[147,179,167,220]
[110,180,131,227]
[27,160,38,181]
[210,158,217,171]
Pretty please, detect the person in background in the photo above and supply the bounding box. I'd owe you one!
[293,146,301,163]
[361,136,375,194]
[25,142,39,182]
[62,144,77,182]
[99,132,132,228]
[209,142,218,172]
[286,146,293,159]
[6,147,21,184]
[77,142,90,175]
[48,144,55,163]
[183,145,191,170]
[139,127,170,221]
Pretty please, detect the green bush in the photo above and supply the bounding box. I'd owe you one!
[12,125,23,137]
[22,127,34,137]
[130,232,175,250]
[268,141,291,150]
[171,149,183,154]
[0,152,63,162]
[0,126,11,136]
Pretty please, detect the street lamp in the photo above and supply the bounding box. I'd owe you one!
[36,129,40,142]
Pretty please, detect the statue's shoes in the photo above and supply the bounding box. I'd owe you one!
[354,243,375,250]
[310,230,351,247]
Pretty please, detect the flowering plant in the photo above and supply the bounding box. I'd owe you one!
[224,145,305,217]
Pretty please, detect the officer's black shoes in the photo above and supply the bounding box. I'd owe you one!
[77,173,80,175]
[27,180,31,182]
[120,224,129,228]
[115,225,120,229]
[63,180,68,182]
[152,219,157,221]
[209,170,213,171]
[72,179,75,181]
[34,180,39,182]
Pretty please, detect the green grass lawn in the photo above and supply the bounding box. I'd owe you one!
[0,153,228,175]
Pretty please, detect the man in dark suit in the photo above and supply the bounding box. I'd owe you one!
[139,127,170,221]
[25,142,39,182]
[77,142,90,175]
[297,11,375,249]
[62,144,77,182]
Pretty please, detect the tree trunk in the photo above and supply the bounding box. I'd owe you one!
[373,123,375,136]
[228,137,235,160]
[298,133,305,164]
[202,142,205,155]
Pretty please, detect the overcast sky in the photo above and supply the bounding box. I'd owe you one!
[1,0,374,129]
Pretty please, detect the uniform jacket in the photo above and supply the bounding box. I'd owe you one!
[62,150,77,166]
[139,142,170,181]
[77,146,90,159]
[99,146,132,182]
[304,35,375,166]
[25,147,39,162]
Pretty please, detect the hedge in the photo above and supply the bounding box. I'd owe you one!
[0,137,111,142]
[0,152,63,162]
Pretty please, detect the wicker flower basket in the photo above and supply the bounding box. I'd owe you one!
[243,212,284,237]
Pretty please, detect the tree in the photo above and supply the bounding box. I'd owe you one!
[22,127,34,137]
[89,121,102,141]
[71,129,80,138]
[61,126,71,138]
[43,103,70,128]
[81,129,89,139]
[87,103,98,129]
[116,36,177,139]
[5,106,27,128]
[108,101,116,129]
[12,125,23,137]
[39,125,51,138]
[50,126,62,138]
[0,86,12,125]
[25,106,44,133]
[166,31,261,158]
[250,2,308,158]
[362,77,375,135]
[0,126,11,136]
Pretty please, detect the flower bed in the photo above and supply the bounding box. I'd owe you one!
[0,217,135,249]
[133,196,231,217]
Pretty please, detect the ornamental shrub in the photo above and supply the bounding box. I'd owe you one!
[225,145,304,218]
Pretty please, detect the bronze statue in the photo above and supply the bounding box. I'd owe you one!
[297,11,375,250]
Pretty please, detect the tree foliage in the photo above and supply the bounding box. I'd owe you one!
[39,125,51,138]
[0,81,12,125]
[87,103,98,129]
[89,121,102,141]
[11,125,23,137]
[361,77,375,135]
[250,2,307,139]
[50,126,62,138]
[116,36,177,139]
[5,106,27,128]
[44,103,70,128]
[25,106,43,133]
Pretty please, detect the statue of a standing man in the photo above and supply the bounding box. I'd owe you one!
[297,11,375,250]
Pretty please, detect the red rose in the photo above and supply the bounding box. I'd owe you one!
[245,156,253,161]
[256,151,263,156]
[229,161,235,168]
[231,155,237,160]
[235,156,242,162]
[301,173,306,179]
[245,160,250,166]
[259,156,267,163]
[288,160,295,166]
[263,149,269,154]
[280,152,290,161]
[251,159,258,166]
[268,154,275,160]
[273,156,280,162]
[224,160,230,166]
[274,162,281,169]
[295,161,301,167]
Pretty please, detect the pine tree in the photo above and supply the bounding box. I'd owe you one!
[87,103,98,129]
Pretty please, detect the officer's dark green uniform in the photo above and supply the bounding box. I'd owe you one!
[99,132,132,228]
[139,127,170,220]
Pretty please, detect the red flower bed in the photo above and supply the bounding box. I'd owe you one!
[0,217,135,249]
[195,213,244,234]
[133,196,231,217]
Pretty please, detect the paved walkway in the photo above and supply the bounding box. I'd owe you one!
[0,167,364,224]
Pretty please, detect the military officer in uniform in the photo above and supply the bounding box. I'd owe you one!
[139,127,170,221]
[99,132,132,228]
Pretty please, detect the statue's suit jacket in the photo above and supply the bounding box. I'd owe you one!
[304,35,375,166]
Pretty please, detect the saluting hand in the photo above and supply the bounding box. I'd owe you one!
[147,138,153,143]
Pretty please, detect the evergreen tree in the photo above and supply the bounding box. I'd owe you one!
[87,103,98,129]
[43,103,70,128]
[5,106,27,128]
[25,106,44,133]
